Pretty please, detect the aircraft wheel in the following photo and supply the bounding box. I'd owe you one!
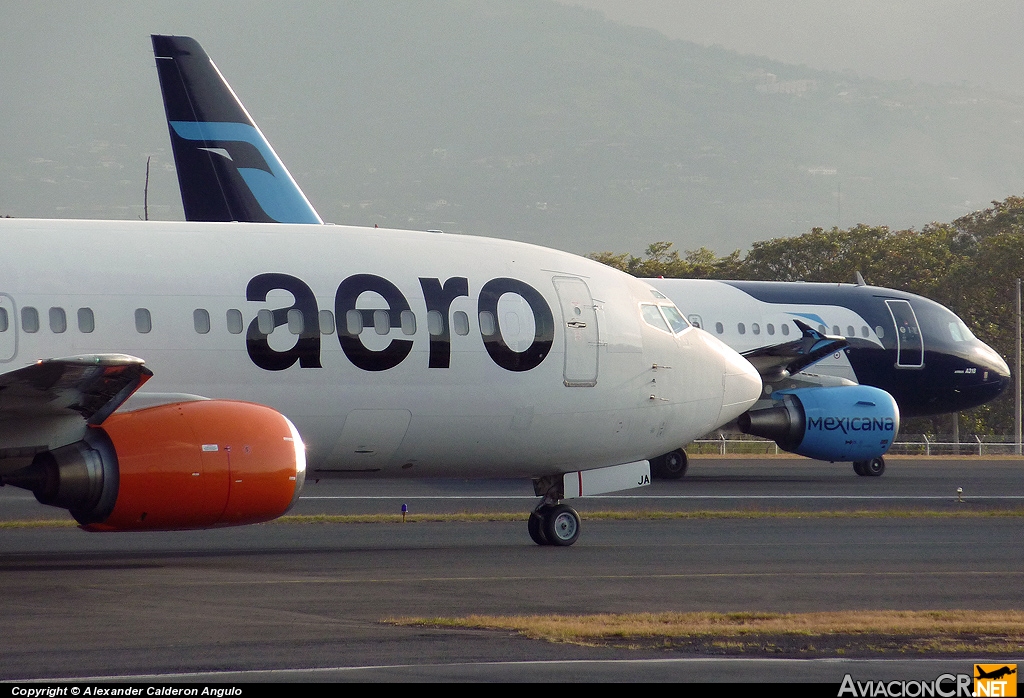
[660,449,688,479]
[528,509,550,546]
[651,449,688,479]
[543,504,581,547]
[853,461,867,476]
[864,456,885,477]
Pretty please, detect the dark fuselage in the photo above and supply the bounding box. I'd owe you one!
[649,279,1010,418]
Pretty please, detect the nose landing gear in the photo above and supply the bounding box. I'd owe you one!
[650,448,688,479]
[853,456,885,476]
[529,477,581,546]
[529,503,581,546]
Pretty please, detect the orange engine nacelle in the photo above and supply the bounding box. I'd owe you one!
[24,400,306,531]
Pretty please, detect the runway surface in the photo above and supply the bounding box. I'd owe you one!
[2,457,1022,682]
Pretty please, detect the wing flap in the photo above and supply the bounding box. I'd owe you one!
[0,354,153,425]
[741,320,849,381]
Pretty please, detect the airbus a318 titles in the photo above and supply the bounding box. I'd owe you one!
[149,35,1010,483]
[0,36,768,547]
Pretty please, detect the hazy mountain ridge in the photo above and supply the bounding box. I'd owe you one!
[2,0,1023,255]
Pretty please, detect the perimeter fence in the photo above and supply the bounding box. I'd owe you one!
[687,434,1023,457]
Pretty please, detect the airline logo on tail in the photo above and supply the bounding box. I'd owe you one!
[169,120,320,224]
[153,34,322,225]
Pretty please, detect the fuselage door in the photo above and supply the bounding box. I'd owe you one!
[0,294,17,362]
[885,299,924,368]
[552,277,599,387]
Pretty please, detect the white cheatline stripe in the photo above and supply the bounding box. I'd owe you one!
[301,494,1024,500]
[20,655,977,682]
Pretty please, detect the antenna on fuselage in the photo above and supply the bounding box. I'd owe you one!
[854,271,866,286]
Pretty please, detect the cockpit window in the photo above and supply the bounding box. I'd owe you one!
[948,320,975,343]
[650,289,668,300]
[906,296,978,350]
[641,304,670,333]
[641,303,690,335]
[660,304,690,333]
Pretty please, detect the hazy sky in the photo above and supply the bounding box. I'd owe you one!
[2,1,1023,252]
[561,0,1024,92]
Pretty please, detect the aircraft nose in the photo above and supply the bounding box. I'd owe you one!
[698,331,762,424]
[976,342,1011,398]
[954,340,1012,411]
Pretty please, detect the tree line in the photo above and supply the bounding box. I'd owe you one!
[588,194,1024,436]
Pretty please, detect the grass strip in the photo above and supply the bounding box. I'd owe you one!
[271,509,1024,524]
[387,610,1024,656]
[2,509,1022,528]
[0,519,78,529]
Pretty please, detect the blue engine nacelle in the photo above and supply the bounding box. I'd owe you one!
[736,385,899,462]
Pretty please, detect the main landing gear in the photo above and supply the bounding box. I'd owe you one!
[529,476,581,546]
[852,456,885,477]
[650,448,688,480]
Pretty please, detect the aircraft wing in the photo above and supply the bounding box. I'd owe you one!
[0,354,152,426]
[740,320,849,381]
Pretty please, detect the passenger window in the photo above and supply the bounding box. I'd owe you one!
[767,323,775,336]
[22,307,39,333]
[401,310,416,336]
[319,309,335,335]
[287,308,304,335]
[226,309,243,335]
[818,324,827,334]
[346,309,363,334]
[453,311,470,336]
[78,307,95,333]
[427,310,444,336]
[0,307,7,332]
[640,304,670,333]
[875,325,885,339]
[737,322,745,335]
[846,325,854,337]
[373,309,390,335]
[49,307,67,334]
[781,324,790,336]
[479,311,497,336]
[257,309,274,335]
[135,308,152,334]
[752,323,760,335]
[193,309,210,335]
[715,322,724,334]
[833,325,841,336]
[861,326,870,338]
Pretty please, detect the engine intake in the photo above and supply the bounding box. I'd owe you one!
[738,385,899,462]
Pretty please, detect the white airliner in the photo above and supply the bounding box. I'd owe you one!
[0,221,761,545]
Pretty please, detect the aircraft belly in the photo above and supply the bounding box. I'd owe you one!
[279,362,712,478]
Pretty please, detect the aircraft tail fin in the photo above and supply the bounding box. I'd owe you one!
[152,35,322,224]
